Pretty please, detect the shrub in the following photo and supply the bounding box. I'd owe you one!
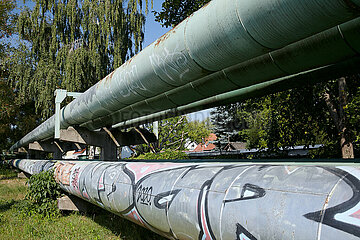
[134,149,188,160]
[23,170,62,218]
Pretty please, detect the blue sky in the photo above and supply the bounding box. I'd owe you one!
[143,1,170,47]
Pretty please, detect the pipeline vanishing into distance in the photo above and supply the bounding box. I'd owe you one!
[7,159,360,239]
[10,0,360,151]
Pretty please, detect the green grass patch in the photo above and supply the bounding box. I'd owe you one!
[0,167,166,240]
[0,163,18,180]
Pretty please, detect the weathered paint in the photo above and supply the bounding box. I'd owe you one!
[10,0,360,150]
[8,159,360,239]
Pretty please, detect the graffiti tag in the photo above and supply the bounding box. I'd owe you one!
[150,46,190,83]
[54,162,75,185]
[136,185,153,206]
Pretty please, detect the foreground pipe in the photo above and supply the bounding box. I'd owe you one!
[10,0,360,151]
[8,159,360,239]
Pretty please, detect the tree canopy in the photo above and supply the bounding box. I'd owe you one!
[135,116,211,154]
[8,0,152,118]
[238,76,360,158]
[154,0,210,28]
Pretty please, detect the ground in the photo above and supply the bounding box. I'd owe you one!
[0,164,166,240]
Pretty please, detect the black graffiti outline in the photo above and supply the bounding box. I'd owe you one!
[304,167,360,237]
[224,183,266,203]
[96,163,126,210]
[136,184,153,206]
[78,162,103,200]
[105,165,123,199]
[236,223,258,240]
[154,189,181,209]
[197,166,237,240]
[198,180,215,240]
[71,167,81,189]
[122,164,195,238]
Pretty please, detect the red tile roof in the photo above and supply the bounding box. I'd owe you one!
[192,133,217,152]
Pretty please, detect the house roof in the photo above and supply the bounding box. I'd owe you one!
[193,142,216,152]
[224,142,247,151]
[206,133,217,142]
[192,133,217,152]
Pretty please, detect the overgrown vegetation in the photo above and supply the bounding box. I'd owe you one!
[134,149,188,160]
[20,170,62,218]
[134,116,211,155]
[0,165,166,239]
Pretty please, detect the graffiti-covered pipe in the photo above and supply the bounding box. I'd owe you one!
[8,159,360,239]
[10,0,360,151]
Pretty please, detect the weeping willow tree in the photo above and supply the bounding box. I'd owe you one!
[9,0,152,118]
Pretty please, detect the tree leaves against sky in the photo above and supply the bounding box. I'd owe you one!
[9,0,152,118]
[154,0,210,28]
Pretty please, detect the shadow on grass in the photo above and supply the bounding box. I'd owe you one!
[81,205,167,240]
[0,199,17,213]
[0,175,18,180]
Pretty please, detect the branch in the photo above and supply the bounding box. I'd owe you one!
[134,127,156,153]
[324,91,341,132]
[338,77,347,132]
[160,116,186,146]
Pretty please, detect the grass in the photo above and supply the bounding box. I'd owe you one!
[0,163,18,180]
[0,163,166,240]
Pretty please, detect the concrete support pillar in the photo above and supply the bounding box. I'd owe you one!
[101,141,117,161]
[17,126,157,160]
[57,194,94,213]
[28,141,76,160]
[58,126,157,160]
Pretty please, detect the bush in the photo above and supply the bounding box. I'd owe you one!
[134,149,188,160]
[23,170,62,218]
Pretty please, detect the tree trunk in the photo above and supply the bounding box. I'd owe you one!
[324,77,354,159]
[340,135,354,159]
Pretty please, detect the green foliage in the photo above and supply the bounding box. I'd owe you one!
[154,0,210,27]
[0,0,33,150]
[134,116,211,155]
[187,118,212,144]
[157,116,190,151]
[0,0,16,57]
[9,0,152,118]
[136,116,211,154]
[237,76,360,158]
[24,170,62,218]
[135,149,187,160]
[211,104,244,149]
[344,75,360,143]
[239,85,331,151]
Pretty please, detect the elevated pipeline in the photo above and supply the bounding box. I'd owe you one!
[10,0,360,150]
[7,159,360,239]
